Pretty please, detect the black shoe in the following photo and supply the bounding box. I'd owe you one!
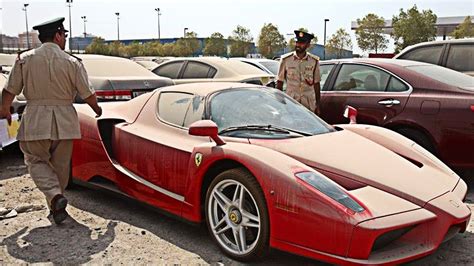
[50,194,69,224]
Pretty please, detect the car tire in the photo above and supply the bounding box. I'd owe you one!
[397,128,436,155]
[205,168,269,261]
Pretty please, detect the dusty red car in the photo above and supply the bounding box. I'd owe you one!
[318,59,474,171]
[71,83,470,264]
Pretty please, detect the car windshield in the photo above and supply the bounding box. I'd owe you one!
[406,65,474,89]
[209,88,334,138]
[259,61,279,75]
[81,58,156,77]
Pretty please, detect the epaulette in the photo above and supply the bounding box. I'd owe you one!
[16,48,32,60]
[280,52,293,60]
[308,53,320,61]
[67,52,83,62]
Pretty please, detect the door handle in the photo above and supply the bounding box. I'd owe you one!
[378,99,400,106]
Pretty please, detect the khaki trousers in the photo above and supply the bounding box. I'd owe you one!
[20,140,73,209]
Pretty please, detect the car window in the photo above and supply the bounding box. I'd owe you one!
[259,61,279,75]
[157,92,193,127]
[182,62,214,79]
[153,61,183,79]
[387,77,409,92]
[320,64,335,90]
[399,45,443,65]
[210,88,334,137]
[333,64,390,92]
[183,95,205,127]
[446,44,474,72]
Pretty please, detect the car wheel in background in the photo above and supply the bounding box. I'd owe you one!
[205,168,269,261]
[397,128,437,155]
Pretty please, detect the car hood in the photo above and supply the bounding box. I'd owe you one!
[248,130,458,206]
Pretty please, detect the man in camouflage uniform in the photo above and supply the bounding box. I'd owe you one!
[0,17,102,224]
[277,30,321,115]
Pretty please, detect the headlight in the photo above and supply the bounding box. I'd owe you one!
[295,171,365,213]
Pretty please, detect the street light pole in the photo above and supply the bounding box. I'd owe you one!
[66,0,73,51]
[81,16,87,38]
[154,8,161,42]
[323,18,329,60]
[23,3,30,49]
[184,27,188,38]
[115,12,120,41]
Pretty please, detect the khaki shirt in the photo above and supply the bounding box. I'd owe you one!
[5,43,94,141]
[277,52,321,111]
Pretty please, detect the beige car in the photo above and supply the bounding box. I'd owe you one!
[394,38,474,76]
[151,57,274,85]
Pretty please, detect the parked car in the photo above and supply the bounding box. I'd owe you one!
[134,60,160,71]
[318,58,474,171]
[77,54,174,101]
[72,82,470,264]
[131,56,174,65]
[0,73,27,115]
[394,38,474,76]
[231,57,280,75]
[151,57,274,85]
[0,53,16,74]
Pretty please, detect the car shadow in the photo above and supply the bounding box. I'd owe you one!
[66,185,328,265]
[0,217,117,264]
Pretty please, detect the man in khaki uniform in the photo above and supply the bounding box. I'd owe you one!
[0,17,102,224]
[277,30,321,115]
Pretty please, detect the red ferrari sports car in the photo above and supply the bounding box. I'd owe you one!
[72,82,471,264]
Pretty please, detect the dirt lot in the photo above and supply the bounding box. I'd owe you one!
[0,144,473,265]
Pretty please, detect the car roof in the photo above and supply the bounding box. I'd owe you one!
[75,54,132,61]
[321,58,433,67]
[162,57,271,77]
[158,82,263,96]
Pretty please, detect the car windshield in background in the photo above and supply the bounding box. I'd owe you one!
[406,65,474,89]
[81,59,155,77]
[259,61,279,75]
[209,88,334,138]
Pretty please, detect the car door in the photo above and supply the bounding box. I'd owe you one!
[320,63,411,125]
[175,61,217,84]
[112,92,207,209]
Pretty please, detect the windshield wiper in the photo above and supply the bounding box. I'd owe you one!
[219,124,312,136]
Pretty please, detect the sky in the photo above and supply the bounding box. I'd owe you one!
[1,0,473,55]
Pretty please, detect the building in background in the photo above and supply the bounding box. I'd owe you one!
[18,31,41,49]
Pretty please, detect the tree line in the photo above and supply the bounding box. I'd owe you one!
[85,5,474,58]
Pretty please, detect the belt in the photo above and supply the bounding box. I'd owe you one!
[26,99,73,106]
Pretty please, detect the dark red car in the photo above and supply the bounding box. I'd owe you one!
[318,59,474,171]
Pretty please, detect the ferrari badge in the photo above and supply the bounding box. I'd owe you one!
[195,153,203,167]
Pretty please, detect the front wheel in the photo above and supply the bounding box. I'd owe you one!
[205,168,269,261]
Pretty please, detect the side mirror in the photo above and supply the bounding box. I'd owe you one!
[343,105,358,124]
[188,120,226,146]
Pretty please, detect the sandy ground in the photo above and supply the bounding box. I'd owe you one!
[0,143,473,265]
